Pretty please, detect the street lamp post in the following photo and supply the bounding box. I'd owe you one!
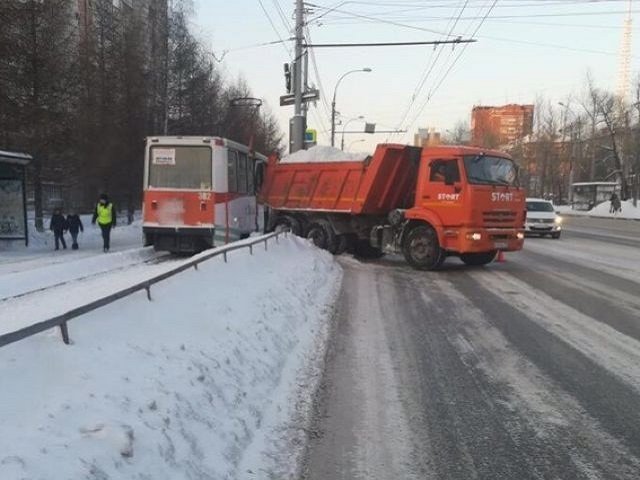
[347,139,365,151]
[341,115,365,150]
[559,101,579,205]
[331,68,371,147]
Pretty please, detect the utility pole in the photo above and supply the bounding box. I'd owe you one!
[290,0,306,153]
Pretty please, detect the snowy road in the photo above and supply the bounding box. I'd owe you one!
[303,217,640,479]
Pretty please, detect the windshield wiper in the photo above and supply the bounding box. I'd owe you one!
[471,153,486,164]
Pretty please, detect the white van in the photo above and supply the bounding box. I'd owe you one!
[525,198,562,239]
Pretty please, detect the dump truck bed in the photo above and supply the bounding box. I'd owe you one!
[260,144,421,215]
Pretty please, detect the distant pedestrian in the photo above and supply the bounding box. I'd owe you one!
[610,193,619,214]
[610,192,622,215]
[92,193,116,253]
[127,201,135,225]
[49,208,68,250]
[66,210,84,250]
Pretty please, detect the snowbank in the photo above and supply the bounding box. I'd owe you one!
[0,236,342,480]
[280,145,369,163]
[556,200,640,220]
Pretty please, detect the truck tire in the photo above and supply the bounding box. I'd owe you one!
[402,225,444,270]
[551,232,561,239]
[335,235,349,255]
[460,251,497,266]
[274,215,302,236]
[317,219,338,253]
[353,240,384,259]
[306,220,336,252]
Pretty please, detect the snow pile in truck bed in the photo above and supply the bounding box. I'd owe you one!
[0,235,342,480]
[280,145,369,163]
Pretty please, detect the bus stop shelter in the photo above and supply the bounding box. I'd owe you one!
[0,150,31,246]
[571,182,618,211]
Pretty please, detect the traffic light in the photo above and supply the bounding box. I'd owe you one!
[284,63,292,93]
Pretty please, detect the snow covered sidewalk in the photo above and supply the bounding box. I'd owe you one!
[0,246,163,300]
[557,200,640,220]
[0,236,342,480]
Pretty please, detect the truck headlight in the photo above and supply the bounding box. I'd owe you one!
[555,216,563,224]
[517,232,524,240]
[467,232,482,241]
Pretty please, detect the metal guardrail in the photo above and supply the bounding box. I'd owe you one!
[0,230,288,349]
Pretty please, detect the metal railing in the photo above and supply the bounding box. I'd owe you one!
[0,230,288,349]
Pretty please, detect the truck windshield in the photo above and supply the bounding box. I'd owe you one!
[463,155,518,187]
[148,146,212,189]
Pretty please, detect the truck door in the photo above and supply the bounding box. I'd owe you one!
[422,158,465,226]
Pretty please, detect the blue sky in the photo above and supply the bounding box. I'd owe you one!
[191,1,639,151]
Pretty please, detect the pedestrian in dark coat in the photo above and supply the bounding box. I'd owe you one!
[49,208,68,250]
[610,193,619,213]
[92,193,116,252]
[66,211,84,250]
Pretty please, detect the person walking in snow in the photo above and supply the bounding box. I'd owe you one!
[49,208,68,250]
[92,193,116,253]
[66,210,84,250]
[610,193,619,214]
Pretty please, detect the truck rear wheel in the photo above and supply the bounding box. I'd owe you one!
[306,220,337,252]
[460,251,497,266]
[402,225,444,270]
[335,235,349,255]
[274,215,302,236]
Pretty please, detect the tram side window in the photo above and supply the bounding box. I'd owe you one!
[228,150,238,192]
[238,153,248,194]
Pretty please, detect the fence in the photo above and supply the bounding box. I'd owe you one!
[0,230,288,349]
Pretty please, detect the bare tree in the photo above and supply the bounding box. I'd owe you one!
[442,120,470,145]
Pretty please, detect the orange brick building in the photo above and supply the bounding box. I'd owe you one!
[471,104,534,147]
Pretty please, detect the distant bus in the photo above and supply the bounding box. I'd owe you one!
[571,182,619,211]
[142,136,267,253]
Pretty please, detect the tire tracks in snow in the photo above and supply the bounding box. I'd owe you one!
[305,250,640,479]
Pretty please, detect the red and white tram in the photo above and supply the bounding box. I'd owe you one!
[142,136,267,253]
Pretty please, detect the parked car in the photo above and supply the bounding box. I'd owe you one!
[525,198,562,238]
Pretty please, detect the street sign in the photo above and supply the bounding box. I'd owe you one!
[364,123,376,134]
[305,129,317,142]
[280,89,320,106]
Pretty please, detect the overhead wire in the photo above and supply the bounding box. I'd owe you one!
[304,26,332,139]
[257,0,293,56]
[307,3,462,36]
[272,0,293,33]
[403,0,500,137]
[320,9,640,24]
[388,0,472,140]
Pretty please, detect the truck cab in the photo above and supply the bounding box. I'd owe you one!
[397,146,525,268]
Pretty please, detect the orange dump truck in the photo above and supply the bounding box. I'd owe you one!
[259,144,525,270]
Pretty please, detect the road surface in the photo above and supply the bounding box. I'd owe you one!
[303,216,640,479]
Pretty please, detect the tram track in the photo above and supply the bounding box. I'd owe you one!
[0,252,175,303]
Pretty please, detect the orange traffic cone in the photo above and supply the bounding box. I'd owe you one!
[496,250,505,263]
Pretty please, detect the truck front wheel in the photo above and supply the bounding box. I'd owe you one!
[460,251,497,266]
[402,225,444,270]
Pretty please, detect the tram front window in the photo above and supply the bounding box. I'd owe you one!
[149,146,212,189]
